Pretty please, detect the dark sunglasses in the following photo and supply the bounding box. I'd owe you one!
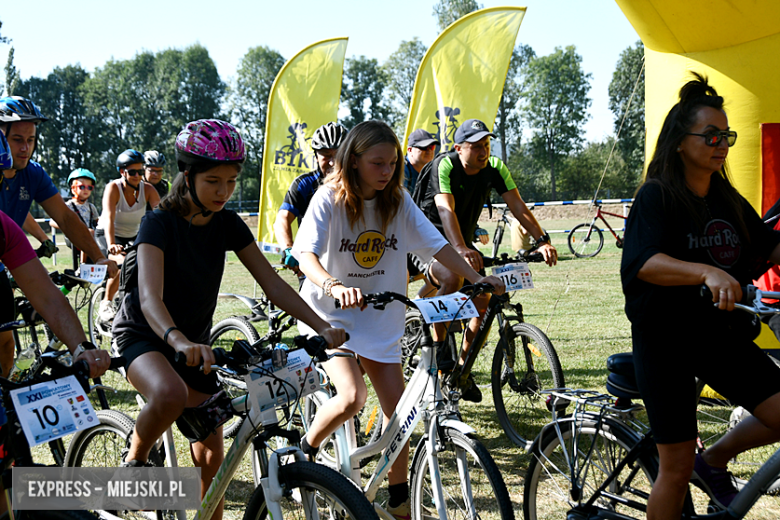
[686,130,737,147]
[74,185,94,191]
[125,169,144,177]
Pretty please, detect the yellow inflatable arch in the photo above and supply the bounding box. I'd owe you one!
[615,0,780,353]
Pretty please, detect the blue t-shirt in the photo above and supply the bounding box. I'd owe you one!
[0,161,59,227]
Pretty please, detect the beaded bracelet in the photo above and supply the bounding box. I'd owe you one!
[322,278,343,298]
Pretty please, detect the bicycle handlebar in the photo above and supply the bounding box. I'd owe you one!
[483,248,545,267]
[700,284,780,317]
[0,355,125,394]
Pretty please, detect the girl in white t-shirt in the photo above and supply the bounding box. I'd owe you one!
[292,120,504,519]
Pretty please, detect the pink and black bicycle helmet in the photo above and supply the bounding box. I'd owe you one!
[174,119,246,216]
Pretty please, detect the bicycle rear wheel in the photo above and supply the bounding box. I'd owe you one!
[209,316,260,438]
[492,322,565,450]
[242,460,379,520]
[524,415,657,520]
[568,223,604,258]
[410,427,513,520]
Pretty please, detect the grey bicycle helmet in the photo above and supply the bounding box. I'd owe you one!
[116,149,145,172]
[143,150,167,168]
[0,96,48,124]
[311,122,347,151]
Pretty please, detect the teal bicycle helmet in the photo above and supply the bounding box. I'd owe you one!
[67,168,97,185]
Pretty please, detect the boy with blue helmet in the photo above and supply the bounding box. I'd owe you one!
[50,169,100,264]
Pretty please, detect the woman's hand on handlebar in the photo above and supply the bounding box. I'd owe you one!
[332,285,365,309]
[173,340,216,374]
[703,268,741,311]
[476,275,506,296]
[74,348,112,379]
[317,326,348,349]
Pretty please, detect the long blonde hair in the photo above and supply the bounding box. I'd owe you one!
[324,120,404,232]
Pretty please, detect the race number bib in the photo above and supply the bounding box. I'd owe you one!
[492,263,534,292]
[11,375,96,446]
[245,349,320,412]
[415,292,478,324]
[78,264,107,285]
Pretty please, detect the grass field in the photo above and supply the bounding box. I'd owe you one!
[32,216,780,519]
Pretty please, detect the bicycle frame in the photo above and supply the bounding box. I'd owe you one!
[586,205,626,242]
[324,330,475,520]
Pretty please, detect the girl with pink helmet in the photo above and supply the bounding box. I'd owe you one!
[112,119,346,520]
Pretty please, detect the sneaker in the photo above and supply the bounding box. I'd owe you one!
[692,452,738,509]
[386,498,411,520]
[120,459,154,468]
[460,373,483,403]
[98,299,116,323]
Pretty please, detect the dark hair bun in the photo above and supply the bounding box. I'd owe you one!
[679,72,722,108]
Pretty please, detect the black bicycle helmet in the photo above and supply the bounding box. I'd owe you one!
[311,122,347,151]
[143,150,167,168]
[116,149,145,172]
[0,96,48,124]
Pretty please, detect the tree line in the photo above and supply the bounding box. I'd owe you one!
[0,2,645,211]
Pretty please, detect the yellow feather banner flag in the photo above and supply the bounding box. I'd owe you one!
[257,37,348,252]
[404,7,525,150]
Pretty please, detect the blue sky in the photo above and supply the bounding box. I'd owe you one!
[1,0,640,142]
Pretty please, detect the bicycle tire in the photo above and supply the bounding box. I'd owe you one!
[568,223,604,258]
[87,286,116,352]
[64,409,136,468]
[524,414,658,520]
[697,355,780,494]
[400,308,424,382]
[209,317,260,438]
[1,510,99,520]
[410,427,514,520]
[242,460,379,520]
[492,322,565,450]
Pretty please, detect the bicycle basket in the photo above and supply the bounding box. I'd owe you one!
[175,390,233,443]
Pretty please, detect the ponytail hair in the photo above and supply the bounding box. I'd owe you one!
[643,72,747,239]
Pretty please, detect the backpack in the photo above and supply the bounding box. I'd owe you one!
[411,151,448,215]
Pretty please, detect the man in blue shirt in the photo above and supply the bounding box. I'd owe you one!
[404,129,439,193]
[0,96,118,375]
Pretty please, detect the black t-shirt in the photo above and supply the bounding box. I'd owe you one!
[112,208,255,343]
[621,182,780,327]
[419,151,516,243]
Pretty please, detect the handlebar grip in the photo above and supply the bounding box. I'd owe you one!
[174,351,186,365]
[294,333,350,362]
[700,285,714,301]
[174,348,229,368]
[108,356,126,371]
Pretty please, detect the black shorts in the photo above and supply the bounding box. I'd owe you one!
[632,320,780,444]
[115,331,219,395]
[95,229,135,259]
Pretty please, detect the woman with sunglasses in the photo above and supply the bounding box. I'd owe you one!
[95,149,161,322]
[621,73,780,519]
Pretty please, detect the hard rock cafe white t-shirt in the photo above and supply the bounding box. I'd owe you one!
[293,187,447,362]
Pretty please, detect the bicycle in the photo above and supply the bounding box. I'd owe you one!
[66,334,379,520]
[567,202,629,258]
[402,249,565,451]
[524,284,780,520]
[307,289,515,520]
[0,351,125,520]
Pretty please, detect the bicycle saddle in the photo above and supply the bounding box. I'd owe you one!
[606,352,641,400]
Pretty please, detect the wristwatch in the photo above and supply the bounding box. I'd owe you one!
[72,341,97,359]
[535,232,551,245]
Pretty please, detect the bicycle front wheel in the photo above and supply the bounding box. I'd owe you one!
[492,322,564,450]
[64,409,135,468]
[410,427,513,520]
[242,460,379,520]
[87,286,113,351]
[210,317,259,438]
[400,308,424,382]
[524,415,657,520]
[568,223,604,258]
